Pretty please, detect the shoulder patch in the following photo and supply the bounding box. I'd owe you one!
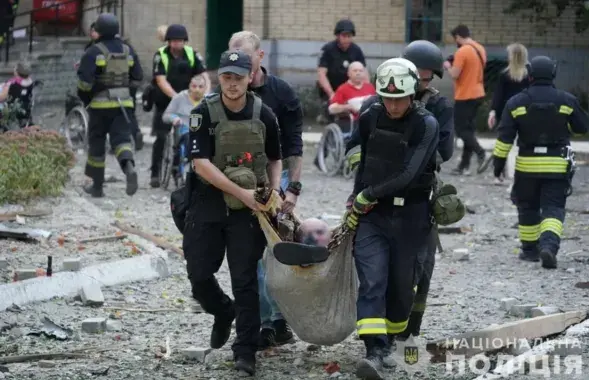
[154,54,161,65]
[190,114,203,131]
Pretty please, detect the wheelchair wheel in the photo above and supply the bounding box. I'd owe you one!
[62,106,89,151]
[160,132,174,190]
[342,160,357,180]
[317,123,345,177]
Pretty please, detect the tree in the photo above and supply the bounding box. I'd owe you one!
[503,0,589,34]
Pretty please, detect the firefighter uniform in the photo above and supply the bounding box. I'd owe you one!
[345,58,439,379]
[77,13,143,197]
[492,56,589,269]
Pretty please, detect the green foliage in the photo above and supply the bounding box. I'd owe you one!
[0,127,76,204]
[0,99,26,130]
[503,0,589,34]
[295,85,322,120]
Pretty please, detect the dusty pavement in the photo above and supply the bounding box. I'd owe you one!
[1,140,589,380]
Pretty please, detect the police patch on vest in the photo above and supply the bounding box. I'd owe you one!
[190,114,203,131]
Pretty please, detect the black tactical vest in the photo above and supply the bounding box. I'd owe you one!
[517,92,570,149]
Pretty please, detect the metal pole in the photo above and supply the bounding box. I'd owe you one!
[29,12,33,55]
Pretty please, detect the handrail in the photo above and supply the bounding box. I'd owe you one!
[3,0,124,65]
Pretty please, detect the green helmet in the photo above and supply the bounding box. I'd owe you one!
[223,166,257,210]
[375,57,419,98]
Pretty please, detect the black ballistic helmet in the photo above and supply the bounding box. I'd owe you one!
[94,13,119,37]
[165,24,189,41]
[334,19,356,36]
[402,40,444,79]
[527,56,557,81]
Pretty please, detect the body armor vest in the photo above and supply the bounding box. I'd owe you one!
[517,92,569,150]
[361,103,435,202]
[207,93,269,186]
[93,42,132,104]
[7,82,33,121]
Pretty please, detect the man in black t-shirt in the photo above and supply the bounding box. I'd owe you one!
[183,50,282,377]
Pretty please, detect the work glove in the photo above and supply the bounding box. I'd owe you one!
[344,210,359,230]
[345,147,361,172]
[352,190,377,215]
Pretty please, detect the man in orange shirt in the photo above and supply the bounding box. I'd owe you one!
[443,25,488,175]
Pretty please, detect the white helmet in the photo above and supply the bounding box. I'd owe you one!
[375,57,419,98]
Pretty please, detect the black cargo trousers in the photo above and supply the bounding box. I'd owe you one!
[183,207,267,359]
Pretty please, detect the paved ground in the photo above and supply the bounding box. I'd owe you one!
[1,109,589,379]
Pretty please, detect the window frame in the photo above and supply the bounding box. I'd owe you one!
[405,0,444,43]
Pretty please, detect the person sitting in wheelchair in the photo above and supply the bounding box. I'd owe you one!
[0,61,35,130]
[327,61,376,133]
[162,74,206,176]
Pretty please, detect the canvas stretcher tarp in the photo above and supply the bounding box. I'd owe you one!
[254,194,358,346]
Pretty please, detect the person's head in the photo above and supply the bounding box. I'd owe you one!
[217,50,253,100]
[505,43,528,82]
[165,24,188,51]
[188,75,206,99]
[94,13,119,39]
[89,22,98,41]
[402,40,444,91]
[450,24,471,47]
[296,218,332,247]
[228,31,264,74]
[375,58,419,119]
[157,25,168,43]
[527,55,557,83]
[15,61,31,79]
[347,61,365,85]
[334,19,355,50]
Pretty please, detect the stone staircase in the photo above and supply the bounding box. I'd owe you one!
[1,36,89,103]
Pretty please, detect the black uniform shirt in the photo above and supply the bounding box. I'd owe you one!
[318,40,366,94]
[187,93,282,219]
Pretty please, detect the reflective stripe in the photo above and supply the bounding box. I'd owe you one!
[559,105,573,115]
[128,58,135,67]
[114,143,133,158]
[518,224,540,242]
[412,302,426,313]
[357,318,387,335]
[89,99,134,109]
[515,156,569,173]
[87,156,106,168]
[385,319,408,334]
[493,139,513,158]
[158,46,195,73]
[96,55,106,66]
[540,218,563,237]
[78,80,93,91]
[413,285,417,293]
[348,152,361,165]
[510,106,527,118]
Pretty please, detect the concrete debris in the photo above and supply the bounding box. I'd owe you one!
[79,284,105,306]
[531,306,561,317]
[180,346,211,362]
[106,320,123,332]
[62,258,83,272]
[81,318,107,334]
[0,258,8,270]
[509,303,537,317]
[15,268,38,281]
[38,360,56,368]
[506,338,531,355]
[552,339,582,356]
[500,298,517,311]
[452,248,470,261]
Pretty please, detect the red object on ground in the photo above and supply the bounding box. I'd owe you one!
[32,0,80,25]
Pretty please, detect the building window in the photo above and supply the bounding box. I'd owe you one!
[406,0,443,42]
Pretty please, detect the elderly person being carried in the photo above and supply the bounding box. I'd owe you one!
[273,217,333,266]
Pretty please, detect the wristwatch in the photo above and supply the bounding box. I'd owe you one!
[286,181,302,196]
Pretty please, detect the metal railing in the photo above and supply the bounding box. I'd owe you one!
[3,0,125,64]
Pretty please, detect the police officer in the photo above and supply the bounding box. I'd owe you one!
[227,30,304,349]
[492,56,588,269]
[184,50,282,376]
[345,58,439,379]
[150,24,209,187]
[317,19,366,122]
[77,13,143,198]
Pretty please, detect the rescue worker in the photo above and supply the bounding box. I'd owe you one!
[150,24,209,187]
[228,30,303,350]
[183,50,283,376]
[346,43,454,351]
[345,57,439,379]
[77,13,143,198]
[492,56,588,269]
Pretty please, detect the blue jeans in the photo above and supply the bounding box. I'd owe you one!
[258,170,289,328]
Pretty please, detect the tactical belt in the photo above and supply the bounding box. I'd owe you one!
[380,189,432,207]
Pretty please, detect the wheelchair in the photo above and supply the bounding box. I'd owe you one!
[161,123,190,190]
[316,112,358,179]
[61,91,90,151]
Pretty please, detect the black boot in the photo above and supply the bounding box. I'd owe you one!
[356,345,385,380]
[258,327,276,351]
[210,309,235,349]
[272,319,295,345]
[134,132,144,151]
[150,176,160,188]
[234,356,256,376]
[83,183,104,198]
[382,335,396,369]
[518,250,540,262]
[123,161,138,196]
[540,249,557,269]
